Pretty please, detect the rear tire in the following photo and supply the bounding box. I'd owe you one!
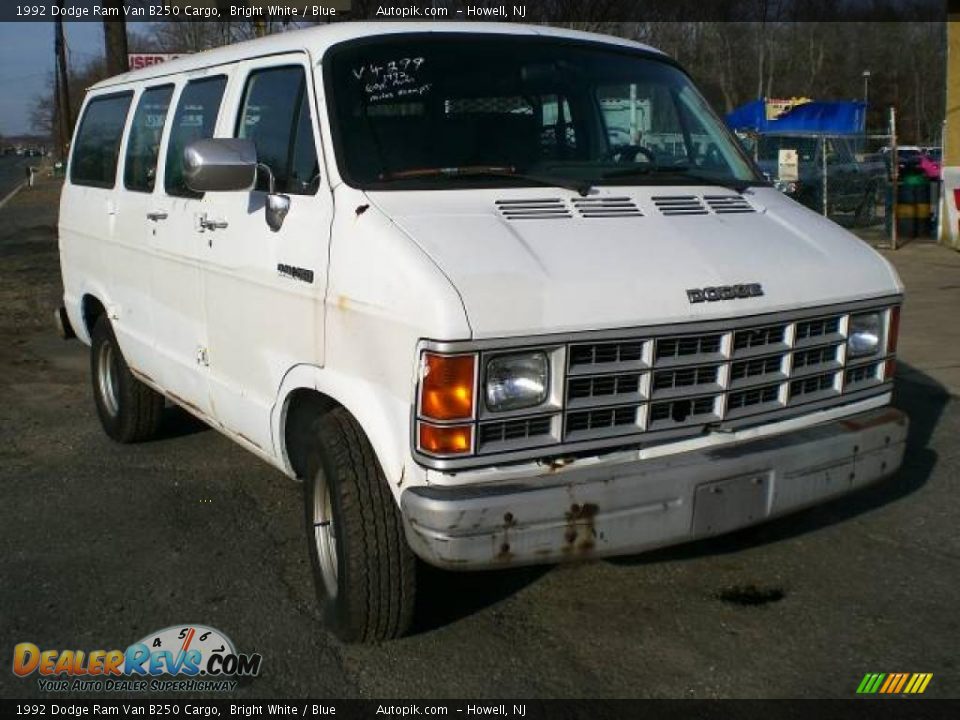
[90,316,164,443]
[303,407,416,643]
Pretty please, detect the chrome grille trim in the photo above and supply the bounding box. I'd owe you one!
[477,414,559,451]
[414,295,901,470]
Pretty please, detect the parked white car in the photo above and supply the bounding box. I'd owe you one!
[57,23,907,642]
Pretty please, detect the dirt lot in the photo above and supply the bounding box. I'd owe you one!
[1,176,958,699]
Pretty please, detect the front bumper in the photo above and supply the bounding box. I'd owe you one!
[400,406,908,569]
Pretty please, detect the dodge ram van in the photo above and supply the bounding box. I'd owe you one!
[57,23,908,642]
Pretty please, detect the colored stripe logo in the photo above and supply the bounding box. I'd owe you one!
[857,672,933,695]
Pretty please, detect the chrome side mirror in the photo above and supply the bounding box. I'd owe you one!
[183,138,257,192]
[257,162,291,232]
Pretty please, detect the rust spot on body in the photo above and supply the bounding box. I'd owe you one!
[545,457,576,473]
[839,409,905,431]
[167,391,205,419]
[563,502,599,555]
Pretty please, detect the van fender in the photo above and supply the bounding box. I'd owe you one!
[72,278,117,346]
[270,363,416,499]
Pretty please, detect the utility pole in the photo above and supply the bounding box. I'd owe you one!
[102,0,129,76]
[54,2,72,158]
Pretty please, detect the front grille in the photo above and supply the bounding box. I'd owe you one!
[728,383,779,410]
[730,355,782,381]
[478,416,554,448]
[655,334,722,361]
[566,406,637,435]
[652,365,719,393]
[568,373,641,400]
[420,302,897,465]
[789,372,837,399]
[553,307,890,446]
[733,324,785,351]
[792,344,840,369]
[649,397,717,427]
[795,316,841,341]
[845,362,881,388]
[568,340,646,371]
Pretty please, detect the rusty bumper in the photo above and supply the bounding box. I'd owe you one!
[400,407,908,569]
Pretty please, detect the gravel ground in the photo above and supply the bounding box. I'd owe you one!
[1,176,957,699]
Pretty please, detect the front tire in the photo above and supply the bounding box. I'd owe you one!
[90,316,164,443]
[303,408,416,643]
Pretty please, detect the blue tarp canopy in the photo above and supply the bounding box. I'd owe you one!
[726,100,867,134]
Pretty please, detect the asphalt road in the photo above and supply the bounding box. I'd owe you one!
[1,178,957,699]
[0,155,32,200]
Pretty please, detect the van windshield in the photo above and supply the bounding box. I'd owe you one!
[325,35,763,191]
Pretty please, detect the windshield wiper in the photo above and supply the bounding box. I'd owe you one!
[378,165,593,196]
[601,165,757,194]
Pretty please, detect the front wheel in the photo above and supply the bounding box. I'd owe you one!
[303,408,416,643]
[90,316,164,443]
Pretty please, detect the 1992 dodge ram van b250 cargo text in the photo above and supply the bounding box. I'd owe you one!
[57,23,908,642]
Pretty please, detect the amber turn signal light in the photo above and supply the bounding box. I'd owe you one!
[888,306,901,353]
[418,422,473,455]
[420,352,475,421]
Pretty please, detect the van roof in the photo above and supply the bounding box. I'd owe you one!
[90,21,664,90]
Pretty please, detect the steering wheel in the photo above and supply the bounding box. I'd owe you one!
[603,144,658,166]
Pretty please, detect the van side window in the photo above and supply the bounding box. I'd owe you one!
[70,92,133,188]
[236,66,319,195]
[164,76,227,198]
[124,85,174,193]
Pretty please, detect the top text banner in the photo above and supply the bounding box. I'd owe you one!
[0,0,947,23]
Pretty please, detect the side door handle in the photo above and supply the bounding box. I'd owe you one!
[147,211,168,222]
[198,214,228,231]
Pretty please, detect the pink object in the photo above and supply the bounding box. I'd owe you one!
[920,154,941,180]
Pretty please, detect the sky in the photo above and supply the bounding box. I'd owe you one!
[0,22,108,137]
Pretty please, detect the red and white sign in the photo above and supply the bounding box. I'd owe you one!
[128,53,185,70]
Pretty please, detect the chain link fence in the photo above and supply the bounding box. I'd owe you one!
[741,132,940,248]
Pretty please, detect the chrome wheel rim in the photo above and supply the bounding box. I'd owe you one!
[97,341,120,418]
[312,470,339,598]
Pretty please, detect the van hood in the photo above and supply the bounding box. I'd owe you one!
[366,186,901,338]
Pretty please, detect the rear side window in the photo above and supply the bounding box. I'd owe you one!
[164,76,227,198]
[236,65,320,195]
[70,92,133,188]
[124,85,174,193]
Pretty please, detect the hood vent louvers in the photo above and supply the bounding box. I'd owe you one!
[496,198,571,220]
[653,195,708,216]
[705,195,756,214]
[572,196,643,218]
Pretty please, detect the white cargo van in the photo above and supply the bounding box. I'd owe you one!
[57,23,907,642]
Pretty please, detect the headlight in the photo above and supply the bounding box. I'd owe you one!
[848,312,882,358]
[485,352,549,412]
